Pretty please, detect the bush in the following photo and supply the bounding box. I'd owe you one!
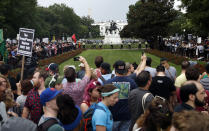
[145,49,188,65]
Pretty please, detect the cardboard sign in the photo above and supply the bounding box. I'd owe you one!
[197,37,202,44]
[17,28,35,57]
[42,38,49,43]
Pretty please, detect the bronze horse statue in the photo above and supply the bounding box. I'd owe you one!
[106,21,119,34]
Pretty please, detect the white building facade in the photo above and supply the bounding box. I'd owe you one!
[92,21,127,36]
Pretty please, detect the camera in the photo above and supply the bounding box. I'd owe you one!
[74,57,80,61]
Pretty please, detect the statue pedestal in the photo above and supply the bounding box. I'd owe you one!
[103,32,122,45]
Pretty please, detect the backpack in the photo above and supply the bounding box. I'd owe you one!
[142,93,151,112]
[81,103,106,131]
[37,118,58,131]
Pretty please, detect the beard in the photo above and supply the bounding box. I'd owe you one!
[195,96,206,107]
[34,81,41,88]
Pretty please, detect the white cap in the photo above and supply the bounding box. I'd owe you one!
[78,63,85,67]
[68,65,76,70]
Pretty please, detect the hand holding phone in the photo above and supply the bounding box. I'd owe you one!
[74,57,80,61]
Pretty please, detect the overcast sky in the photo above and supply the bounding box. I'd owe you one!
[37,0,182,22]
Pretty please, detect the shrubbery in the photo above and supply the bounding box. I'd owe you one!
[145,49,188,65]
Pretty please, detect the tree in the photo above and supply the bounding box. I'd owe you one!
[122,0,177,49]
[180,0,209,37]
[80,16,100,38]
[168,11,195,36]
[1,0,37,38]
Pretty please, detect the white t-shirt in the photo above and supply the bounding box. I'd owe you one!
[0,102,8,122]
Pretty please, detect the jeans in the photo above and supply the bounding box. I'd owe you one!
[112,120,131,131]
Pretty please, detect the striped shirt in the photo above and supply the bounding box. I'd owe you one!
[63,76,90,106]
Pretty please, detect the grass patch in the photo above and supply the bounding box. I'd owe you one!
[59,49,181,76]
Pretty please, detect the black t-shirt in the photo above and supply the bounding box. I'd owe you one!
[149,76,176,100]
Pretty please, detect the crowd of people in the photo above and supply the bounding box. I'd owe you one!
[0,52,209,131]
[162,39,209,60]
[1,42,78,69]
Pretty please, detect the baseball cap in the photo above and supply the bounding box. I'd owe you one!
[40,88,63,106]
[114,60,126,75]
[101,62,111,74]
[46,63,58,72]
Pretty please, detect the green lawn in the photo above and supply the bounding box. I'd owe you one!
[59,49,181,76]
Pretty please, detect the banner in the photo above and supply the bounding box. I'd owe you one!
[17,28,35,57]
[72,34,77,43]
[197,37,201,44]
[0,29,3,43]
[67,37,72,42]
[42,38,49,43]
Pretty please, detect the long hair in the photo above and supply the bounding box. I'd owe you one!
[83,80,101,104]
[136,97,172,131]
[0,74,15,111]
[57,94,78,124]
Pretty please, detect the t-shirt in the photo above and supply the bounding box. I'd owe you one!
[63,76,90,106]
[165,66,177,81]
[98,74,113,85]
[38,116,64,131]
[16,95,27,115]
[175,73,187,88]
[174,103,194,112]
[92,102,113,131]
[144,67,156,77]
[149,76,176,100]
[0,102,7,123]
[105,76,138,121]
[128,88,154,131]
[77,70,85,79]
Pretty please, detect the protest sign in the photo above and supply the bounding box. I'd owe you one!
[197,37,202,44]
[17,28,35,57]
[17,28,35,80]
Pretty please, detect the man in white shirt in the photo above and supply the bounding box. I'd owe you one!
[144,57,156,77]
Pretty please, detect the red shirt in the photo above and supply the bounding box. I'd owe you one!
[24,87,43,124]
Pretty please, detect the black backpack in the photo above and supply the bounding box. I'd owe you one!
[81,103,106,131]
[37,118,58,131]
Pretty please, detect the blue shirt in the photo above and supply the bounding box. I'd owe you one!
[105,76,138,121]
[92,102,113,131]
[98,74,113,85]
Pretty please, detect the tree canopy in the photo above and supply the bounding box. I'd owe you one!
[0,0,99,39]
[180,0,209,37]
[121,0,177,48]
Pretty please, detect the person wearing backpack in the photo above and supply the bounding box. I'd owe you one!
[92,84,119,131]
[38,88,64,131]
[128,71,154,131]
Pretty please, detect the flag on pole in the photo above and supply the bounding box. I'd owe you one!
[0,29,3,43]
[72,34,77,43]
